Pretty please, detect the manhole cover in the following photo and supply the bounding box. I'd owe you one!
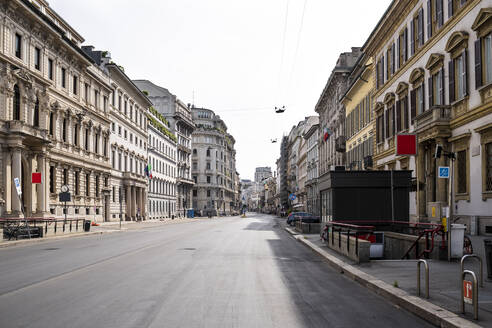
[180,248,196,251]
[44,248,59,251]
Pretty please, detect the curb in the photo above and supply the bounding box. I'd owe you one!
[0,229,122,249]
[284,227,482,328]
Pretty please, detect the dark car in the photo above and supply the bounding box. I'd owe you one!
[286,212,313,225]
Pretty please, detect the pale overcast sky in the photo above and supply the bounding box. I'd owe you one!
[49,0,392,180]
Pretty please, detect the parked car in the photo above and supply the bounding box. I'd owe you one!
[286,212,313,225]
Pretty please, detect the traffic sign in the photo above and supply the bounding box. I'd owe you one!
[464,280,473,304]
[13,178,21,195]
[438,166,450,178]
[289,193,296,201]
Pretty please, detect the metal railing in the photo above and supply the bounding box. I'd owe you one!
[461,270,478,320]
[461,254,483,288]
[417,259,429,299]
[324,222,375,256]
[1,218,86,240]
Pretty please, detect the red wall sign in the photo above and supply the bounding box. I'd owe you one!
[396,134,417,156]
[32,172,42,184]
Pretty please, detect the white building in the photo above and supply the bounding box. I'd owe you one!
[82,47,151,221]
[133,80,195,217]
[304,119,319,215]
[147,107,177,219]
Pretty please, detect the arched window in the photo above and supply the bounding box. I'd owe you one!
[13,84,20,120]
[33,97,39,127]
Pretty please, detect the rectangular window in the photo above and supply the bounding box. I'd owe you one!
[485,34,492,85]
[63,168,68,186]
[113,186,116,202]
[95,176,100,197]
[452,51,468,101]
[118,96,122,110]
[103,96,108,111]
[49,166,55,193]
[73,75,78,95]
[15,33,22,58]
[94,90,99,108]
[75,171,80,195]
[486,142,492,192]
[61,67,66,88]
[48,59,53,80]
[112,150,116,168]
[86,174,90,196]
[85,128,89,151]
[34,47,41,70]
[457,150,467,194]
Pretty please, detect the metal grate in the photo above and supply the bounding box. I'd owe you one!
[457,150,467,194]
[487,143,492,191]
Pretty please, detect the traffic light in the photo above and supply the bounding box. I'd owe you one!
[434,144,443,159]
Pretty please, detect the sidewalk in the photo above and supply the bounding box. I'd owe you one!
[0,217,212,248]
[281,220,490,328]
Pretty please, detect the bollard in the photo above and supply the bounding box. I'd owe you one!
[461,254,483,288]
[417,259,429,299]
[461,270,478,320]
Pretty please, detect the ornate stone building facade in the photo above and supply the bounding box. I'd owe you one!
[133,80,194,217]
[365,0,492,229]
[316,48,361,222]
[0,0,112,220]
[191,107,238,215]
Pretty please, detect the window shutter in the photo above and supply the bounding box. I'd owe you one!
[427,0,433,39]
[376,61,380,88]
[381,55,385,83]
[440,68,445,105]
[397,36,401,69]
[396,100,401,132]
[410,89,416,119]
[392,104,396,136]
[376,116,380,143]
[448,0,453,18]
[428,76,434,107]
[419,8,425,46]
[449,60,455,102]
[475,39,482,89]
[437,0,443,27]
[385,109,389,139]
[403,97,409,130]
[392,43,396,74]
[410,20,415,56]
[463,50,468,96]
[404,28,408,61]
[421,81,425,112]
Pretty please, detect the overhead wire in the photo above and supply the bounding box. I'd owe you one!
[276,0,290,105]
[286,0,308,97]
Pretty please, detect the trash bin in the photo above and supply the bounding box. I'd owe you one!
[84,220,91,232]
[451,223,466,258]
[484,239,492,279]
[187,209,194,218]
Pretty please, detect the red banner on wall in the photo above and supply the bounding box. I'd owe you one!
[32,172,42,184]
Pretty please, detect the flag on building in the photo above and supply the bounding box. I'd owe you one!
[323,127,333,142]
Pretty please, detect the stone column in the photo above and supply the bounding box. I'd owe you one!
[417,143,426,220]
[131,186,136,219]
[25,154,33,217]
[36,153,46,215]
[125,185,131,221]
[4,150,12,213]
[142,190,147,218]
[11,148,22,216]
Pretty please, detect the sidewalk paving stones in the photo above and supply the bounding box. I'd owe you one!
[281,218,487,328]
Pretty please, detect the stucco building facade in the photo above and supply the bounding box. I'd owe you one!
[365,0,492,230]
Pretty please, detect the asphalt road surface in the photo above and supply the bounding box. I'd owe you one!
[0,213,434,328]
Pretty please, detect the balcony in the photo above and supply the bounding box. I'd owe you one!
[415,105,451,134]
[335,136,346,152]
